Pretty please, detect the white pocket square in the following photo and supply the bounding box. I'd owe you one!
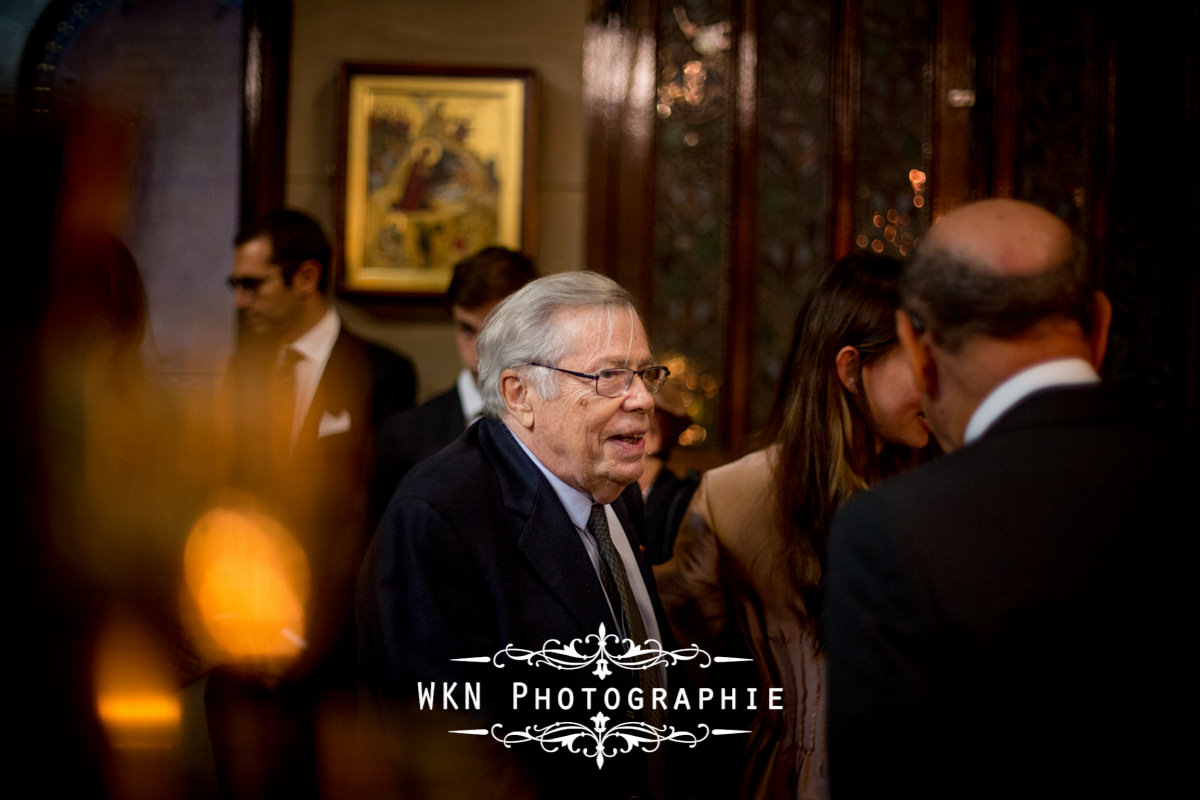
[318,409,352,438]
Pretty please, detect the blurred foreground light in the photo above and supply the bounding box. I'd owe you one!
[183,504,309,667]
[679,424,708,446]
[93,615,180,750]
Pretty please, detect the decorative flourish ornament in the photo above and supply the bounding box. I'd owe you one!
[488,716,712,768]
[447,623,755,765]
[454,623,721,680]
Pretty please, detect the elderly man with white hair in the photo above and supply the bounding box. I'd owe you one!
[359,271,677,799]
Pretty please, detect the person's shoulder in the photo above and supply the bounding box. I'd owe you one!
[382,387,460,433]
[378,421,540,562]
[702,446,774,500]
[831,447,965,554]
[414,386,463,419]
[336,327,418,413]
[330,325,405,367]
[374,388,466,501]
[390,417,513,510]
[857,443,977,522]
[398,417,477,479]
[345,330,414,376]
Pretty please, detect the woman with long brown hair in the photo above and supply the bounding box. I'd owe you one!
[655,252,932,799]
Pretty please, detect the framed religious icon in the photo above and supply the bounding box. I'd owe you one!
[336,63,537,296]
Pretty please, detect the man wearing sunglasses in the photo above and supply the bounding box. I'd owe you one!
[226,209,417,445]
[214,209,415,797]
[359,271,677,798]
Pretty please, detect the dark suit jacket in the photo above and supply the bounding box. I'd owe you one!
[358,417,674,798]
[372,384,465,520]
[826,383,1190,799]
[223,326,416,680]
[642,467,700,565]
[209,327,415,796]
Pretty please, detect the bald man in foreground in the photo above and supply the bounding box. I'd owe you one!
[826,200,1189,798]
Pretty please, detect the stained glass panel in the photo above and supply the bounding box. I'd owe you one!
[653,0,734,446]
[751,0,833,433]
[855,0,933,259]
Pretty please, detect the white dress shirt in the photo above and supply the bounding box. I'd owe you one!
[281,307,340,449]
[505,425,663,649]
[457,367,484,427]
[963,357,1100,445]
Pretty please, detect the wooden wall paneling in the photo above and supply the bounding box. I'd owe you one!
[584,0,658,308]
[724,0,759,454]
[932,0,974,219]
[987,0,1019,199]
[239,0,291,230]
[830,0,861,255]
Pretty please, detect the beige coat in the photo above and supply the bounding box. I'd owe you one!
[655,447,828,800]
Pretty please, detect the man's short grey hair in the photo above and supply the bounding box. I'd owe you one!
[478,271,639,419]
[900,235,1094,354]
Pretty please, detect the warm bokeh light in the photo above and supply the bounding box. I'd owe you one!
[658,351,716,447]
[859,167,928,258]
[183,503,309,666]
[96,697,181,735]
[679,423,708,446]
[92,615,181,751]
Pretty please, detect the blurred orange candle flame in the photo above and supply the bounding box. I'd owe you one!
[183,503,310,666]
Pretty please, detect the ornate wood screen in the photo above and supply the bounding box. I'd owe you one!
[585,0,1198,460]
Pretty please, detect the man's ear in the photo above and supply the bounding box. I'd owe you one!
[896,309,936,397]
[292,260,322,295]
[1088,290,1112,370]
[500,369,535,430]
[835,346,861,394]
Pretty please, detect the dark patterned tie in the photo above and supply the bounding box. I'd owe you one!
[586,504,667,798]
[586,503,645,641]
[271,346,303,459]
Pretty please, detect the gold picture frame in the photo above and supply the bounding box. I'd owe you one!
[336,63,537,296]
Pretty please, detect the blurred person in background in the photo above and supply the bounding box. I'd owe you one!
[13,108,220,798]
[373,245,536,515]
[210,208,416,798]
[655,253,935,800]
[637,376,699,565]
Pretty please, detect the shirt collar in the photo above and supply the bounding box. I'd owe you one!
[964,357,1100,444]
[457,367,484,425]
[504,424,596,530]
[286,306,339,365]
